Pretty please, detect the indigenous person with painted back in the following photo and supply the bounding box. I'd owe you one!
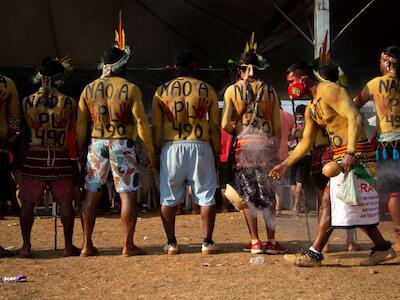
[19,57,79,258]
[0,73,20,258]
[354,46,400,250]
[152,50,220,255]
[222,35,286,255]
[271,62,396,267]
[77,40,155,256]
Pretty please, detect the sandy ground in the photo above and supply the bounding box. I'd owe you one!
[0,211,399,299]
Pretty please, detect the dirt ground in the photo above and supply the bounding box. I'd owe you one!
[0,211,399,299]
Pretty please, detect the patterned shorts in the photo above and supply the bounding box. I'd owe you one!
[85,138,139,193]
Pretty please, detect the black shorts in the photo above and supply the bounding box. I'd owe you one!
[219,162,234,188]
[290,155,311,185]
[310,172,329,191]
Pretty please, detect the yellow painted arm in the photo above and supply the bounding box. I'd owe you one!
[326,85,361,153]
[208,88,221,155]
[131,86,154,157]
[76,89,89,154]
[221,86,235,134]
[151,88,163,155]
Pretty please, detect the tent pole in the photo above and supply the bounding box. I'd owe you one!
[314,0,330,59]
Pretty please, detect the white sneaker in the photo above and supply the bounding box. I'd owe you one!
[163,243,179,255]
[202,242,219,254]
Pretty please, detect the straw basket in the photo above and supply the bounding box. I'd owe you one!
[224,184,248,211]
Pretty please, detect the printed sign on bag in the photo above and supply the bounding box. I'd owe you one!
[330,172,379,227]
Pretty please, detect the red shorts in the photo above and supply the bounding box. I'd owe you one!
[19,176,73,204]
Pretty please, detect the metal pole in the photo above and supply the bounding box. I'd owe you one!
[53,201,57,250]
[331,0,375,44]
[270,0,314,46]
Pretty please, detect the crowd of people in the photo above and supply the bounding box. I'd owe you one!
[0,30,399,267]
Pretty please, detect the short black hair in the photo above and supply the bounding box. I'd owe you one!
[240,50,260,67]
[287,61,315,79]
[383,46,400,59]
[295,104,306,115]
[39,57,64,77]
[318,64,339,82]
[102,47,125,65]
[173,50,196,76]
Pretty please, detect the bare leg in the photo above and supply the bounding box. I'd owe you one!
[243,208,259,240]
[293,182,304,213]
[161,205,177,242]
[80,191,102,256]
[19,200,35,257]
[388,195,400,250]
[263,206,276,240]
[275,185,283,214]
[346,228,360,251]
[312,191,333,252]
[59,200,80,256]
[120,191,144,256]
[360,226,386,246]
[200,204,216,241]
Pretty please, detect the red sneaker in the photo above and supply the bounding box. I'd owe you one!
[243,242,252,252]
[250,240,264,254]
[265,241,287,254]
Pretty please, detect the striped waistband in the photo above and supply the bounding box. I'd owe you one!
[332,140,374,157]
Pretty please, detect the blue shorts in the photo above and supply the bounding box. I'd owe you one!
[160,141,217,207]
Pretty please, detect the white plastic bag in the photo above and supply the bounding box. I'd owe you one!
[336,170,358,205]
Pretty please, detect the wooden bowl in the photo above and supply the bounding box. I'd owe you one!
[224,184,248,211]
[322,161,342,177]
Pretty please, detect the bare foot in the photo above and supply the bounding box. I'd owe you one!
[347,243,361,252]
[19,245,32,258]
[63,245,81,257]
[122,245,146,257]
[393,240,400,252]
[80,246,98,257]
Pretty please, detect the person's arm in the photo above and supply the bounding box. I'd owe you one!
[324,84,363,173]
[68,97,77,132]
[132,86,155,167]
[221,86,235,134]
[208,88,221,155]
[270,104,318,179]
[151,88,163,156]
[7,79,21,139]
[353,81,372,109]
[76,88,89,156]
